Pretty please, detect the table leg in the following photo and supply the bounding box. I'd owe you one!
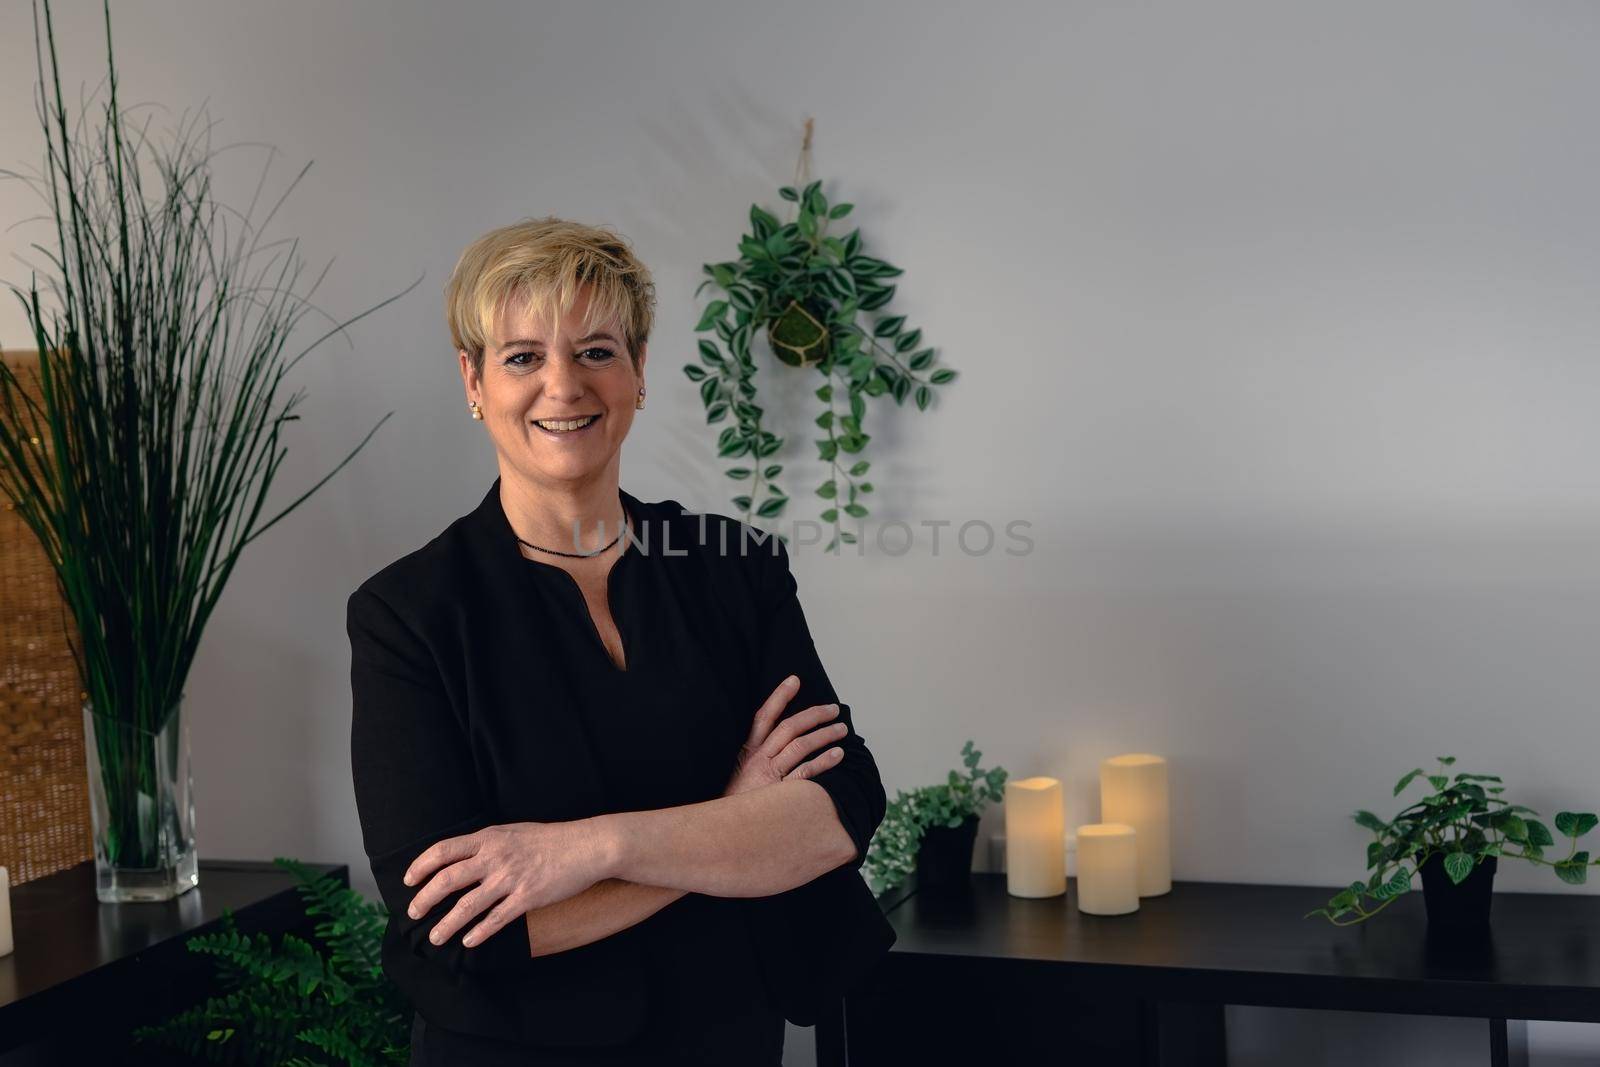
[1489,1018,1528,1067]
[1138,1000,1227,1067]
[816,995,846,1067]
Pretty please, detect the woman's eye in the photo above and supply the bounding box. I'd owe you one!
[504,349,613,367]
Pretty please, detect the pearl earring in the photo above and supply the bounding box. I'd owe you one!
[636,386,646,411]
[469,401,483,420]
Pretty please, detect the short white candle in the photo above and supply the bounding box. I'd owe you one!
[0,865,12,958]
[1075,823,1140,915]
[1100,753,1172,897]
[1004,776,1066,898]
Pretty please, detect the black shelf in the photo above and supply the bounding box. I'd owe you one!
[1,858,348,1063]
[833,872,1594,1065]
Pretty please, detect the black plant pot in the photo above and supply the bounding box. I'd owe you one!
[1414,852,1497,933]
[915,813,980,895]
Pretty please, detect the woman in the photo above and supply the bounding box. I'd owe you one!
[347,217,895,1066]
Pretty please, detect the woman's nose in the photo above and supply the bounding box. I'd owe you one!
[542,353,585,400]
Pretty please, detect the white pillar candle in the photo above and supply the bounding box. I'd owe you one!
[0,865,12,957]
[1075,823,1140,915]
[1100,753,1172,897]
[1004,776,1066,898]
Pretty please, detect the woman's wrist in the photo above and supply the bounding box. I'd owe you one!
[587,811,632,882]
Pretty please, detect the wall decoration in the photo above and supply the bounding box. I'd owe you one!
[688,119,959,549]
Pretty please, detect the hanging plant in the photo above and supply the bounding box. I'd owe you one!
[687,121,957,551]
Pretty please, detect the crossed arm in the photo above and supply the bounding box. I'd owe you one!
[352,533,884,972]
[519,780,854,957]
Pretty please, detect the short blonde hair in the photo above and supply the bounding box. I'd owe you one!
[445,216,656,375]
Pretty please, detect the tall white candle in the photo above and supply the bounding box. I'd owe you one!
[1101,753,1171,897]
[1075,823,1140,915]
[0,865,12,958]
[1004,776,1066,898]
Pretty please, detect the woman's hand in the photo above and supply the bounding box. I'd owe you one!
[722,674,848,797]
[401,818,610,950]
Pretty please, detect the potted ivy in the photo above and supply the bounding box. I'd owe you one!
[1307,756,1598,931]
[688,121,960,550]
[863,741,1007,898]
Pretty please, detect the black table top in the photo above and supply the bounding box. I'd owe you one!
[0,857,348,1050]
[880,873,1600,1022]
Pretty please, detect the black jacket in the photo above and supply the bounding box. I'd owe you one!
[347,477,895,1049]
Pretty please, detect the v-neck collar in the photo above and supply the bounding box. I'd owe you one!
[462,477,645,673]
[465,475,646,571]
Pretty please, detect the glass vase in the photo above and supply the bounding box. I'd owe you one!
[82,697,198,902]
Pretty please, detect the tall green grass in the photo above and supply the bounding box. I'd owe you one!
[0,0,410,866]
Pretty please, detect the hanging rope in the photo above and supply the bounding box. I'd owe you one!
[787,116,814,221]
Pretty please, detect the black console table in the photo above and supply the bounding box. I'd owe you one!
[830,873,1600,1066]
[0,858,348,1064]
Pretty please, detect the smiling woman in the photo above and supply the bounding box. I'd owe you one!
[348,217,895,1067]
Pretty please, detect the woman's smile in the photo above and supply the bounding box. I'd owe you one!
[533,413,603,437]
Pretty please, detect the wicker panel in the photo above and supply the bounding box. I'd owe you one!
[0,349,93,885]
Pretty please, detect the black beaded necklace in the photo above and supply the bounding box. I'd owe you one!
[514,494,631,559]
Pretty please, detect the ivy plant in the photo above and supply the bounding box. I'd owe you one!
[132,858,409,1065]
[862,740,1007,897]
[688,178,958,550]
[1306,756,1599,927]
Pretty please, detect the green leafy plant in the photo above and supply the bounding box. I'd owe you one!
[1307,756,1599,926]
[0,0,404,874]
[863,740,1006,896]
[688,177,957,550]
[132,858,409,1066]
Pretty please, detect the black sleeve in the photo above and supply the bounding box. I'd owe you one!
[737,532,898,1027]
[347,585,536,976]
[750,533,886,870]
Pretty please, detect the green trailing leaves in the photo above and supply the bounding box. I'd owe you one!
[1394,768,1426,796]
[1315,756,1600,928]
[686,171,957,529]
[1354,810,1388,833]
[862,742,1007,897]
[1555,812,1599,839]
[1556,853,1591,886]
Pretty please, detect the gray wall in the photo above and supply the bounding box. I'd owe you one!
[3,1,1599,1062]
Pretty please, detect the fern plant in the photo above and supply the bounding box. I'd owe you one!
[132,858,409,1066]
[689,178,958,550]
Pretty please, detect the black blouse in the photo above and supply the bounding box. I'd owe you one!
[347,477,894,1063]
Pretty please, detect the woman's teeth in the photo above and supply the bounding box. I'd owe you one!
[534,415,600,433]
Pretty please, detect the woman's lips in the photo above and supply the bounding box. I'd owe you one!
[533,413,602,438]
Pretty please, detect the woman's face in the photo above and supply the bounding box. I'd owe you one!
[460,284,646,491]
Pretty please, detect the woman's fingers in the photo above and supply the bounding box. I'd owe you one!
[407,853,485,921]
[785,745,845,780]
[775,718,849,778]
[404,830,481,887]
[462,894,525,949]
[763,702,841,758]
[744,675,800,749]
[428,878,509,948]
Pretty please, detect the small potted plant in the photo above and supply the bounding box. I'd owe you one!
[1307,756,1598,931]
[863,741,1007,898]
